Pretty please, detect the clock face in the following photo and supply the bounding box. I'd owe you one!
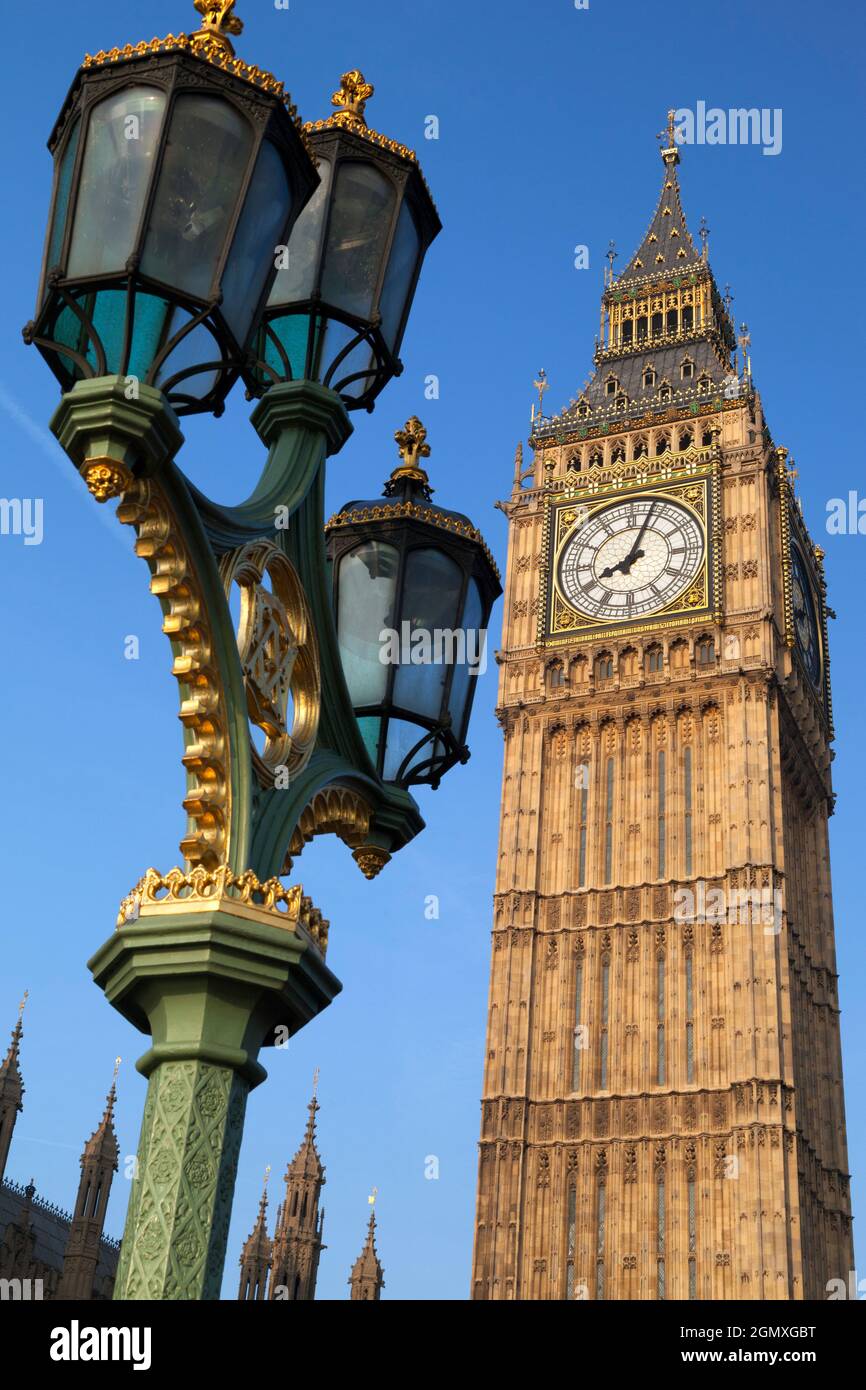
[790,545,821,687]
[558,495,705,623]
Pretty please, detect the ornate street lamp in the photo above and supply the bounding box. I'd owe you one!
[24,0,318,423]
[326,418,502,788]
[247,70,441,412]
[24,2,478,1302]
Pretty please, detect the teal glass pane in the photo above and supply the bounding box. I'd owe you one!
[337,542,399,708]
[221,140,291,346]
[68,88,166,278]
[86,290,126,371]
[379,197,420,349]
[128,291,172,379]
[142,95,252,302]
[321,161,395,319]
[46,117,81,280]
[264,313,311,380]
[449,578,484,741]
[356,716,381,767]
[268,158,332,306]
[154,312,220,400]
[392,548,463,720]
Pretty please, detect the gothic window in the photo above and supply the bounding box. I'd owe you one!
[679,428,693,449]
[646,644,664,674]
[571,655,588,685]
[548,660,565,690]
[642,366,656,388]
[577,759,590,887]
[670,639,688,671]
[614,394,627,412]
[655,433,670,456]
[620,647,638,678]
[605,376,618,397]
[577,400,590,418]
[632,436,648,459]
[637,315,648,341]
[697,373,711,394]
[696,636,715,666]
[682,305,694,330]
[659,382,671,403]
[566,1183,577,1299]
[596,653,614,682]
[599,955,611,1087]
[603,757,615,884]
[589,450,603,468]
[685,952,695,1084]
[681,358,694,380]
[667,308,679,333]
[572,959,584,1089]
[621,319,633,345]
[657,748,666,878]
[567,451,581,472]
[656,954,666,1085]
[611,443,626,463]
[596,1180,607,1300]
[651,312,663,338]
[701,429,713,447]
[657,1173,666,1300]
[683,745,694,877]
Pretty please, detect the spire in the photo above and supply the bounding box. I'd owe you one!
[268,1075,327,1300]
[615,110,702,287]
[0,992,27,1185]
[348,1197,385,1300]
[57,1059,121,1300]
[238,1167,273,1299]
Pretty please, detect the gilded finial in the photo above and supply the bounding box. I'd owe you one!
[263,1164,272,1190]
[113,1056,121,1081]
[532,368,549,424]
[312,1067,320,1097]
[391,416,432,485]
[659,108,681,166]
[331,70,375,126]
[699,216,710,260]
[192,0,244,58]
[368,1185,378,1207]
[18,991,29,1020]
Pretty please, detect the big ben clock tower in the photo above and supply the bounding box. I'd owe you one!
[472,114,853,1301]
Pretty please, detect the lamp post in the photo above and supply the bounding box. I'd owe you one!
[24,3,493,1300]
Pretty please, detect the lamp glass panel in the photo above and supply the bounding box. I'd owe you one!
[337,541,399,707]
[320,162,395,319]
[45,117,81,284]
[356,715,382,769]
[382,717,428,784]
[141,96,253,301]
[153,308,221,399]
[268,158,332,305]
[221,140,291,346]
[85,288,171,377]
[392,548,463,720]
[379,197,420,349]
[448,577,484,741]
[320,318,377,399]
[68,88,166,278]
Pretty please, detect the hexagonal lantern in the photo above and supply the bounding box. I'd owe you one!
[247,71,441,413]
[24,4,318,415]
[326,418,501,788]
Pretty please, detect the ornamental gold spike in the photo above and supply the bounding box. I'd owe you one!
[192,0,244,57]
[392,416,432,484]
[331,70,375,125]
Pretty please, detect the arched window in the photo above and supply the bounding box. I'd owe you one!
[655,433,669,456]
[682,304,694,331]
[603,759,615,884]
[572,958,584,1088]
[696,636,715,666]
[614,393,627,411]
[679,429,693,450]
[651,312,663,337]
[681,358,694,380]
[646,644,664,674]
[611,444,625,464]
[659,382,671,403]
[596,653,614,681]
[589,450,603,468]
[637,315,648,341]
[643,367,656,389]
[577,400,590,418]
[565,1182,577,1298]
[657,748,666,878]
[548,661,565,689]
[657,1171,666,1300]
[621,319,633,345]
[667,308,679,333]
[683,745,694,877]
[605,376,618,397]
[567,452,581,472]
[697,374,711,394]
[701,429,713,447]
[633,438,647,459]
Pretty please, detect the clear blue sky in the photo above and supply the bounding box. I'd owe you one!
[1,0,864,1300]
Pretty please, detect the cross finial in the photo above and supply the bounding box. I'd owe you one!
[331,70,375,125]
[312,1067,320,1097]
[192,1,244,57]
[18,990,28,1020]
[368,1186,378,1207]
[666,108,676,145]
[605,240,618,286]
[723,284,734,318]
[263,1164,272,1190]
[699,216,710,260]
[659,108,681,165]
[533,368,549,418]
[113,1056,121,1081]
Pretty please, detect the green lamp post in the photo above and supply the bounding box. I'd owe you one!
[24,2,485,1301]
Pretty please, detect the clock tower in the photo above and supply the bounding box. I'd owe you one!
[472,116,853,1301]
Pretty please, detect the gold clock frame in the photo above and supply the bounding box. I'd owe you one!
[538,462,722,646]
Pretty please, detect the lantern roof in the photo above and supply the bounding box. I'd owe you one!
[326,417,501,584]
[77,1,310,152]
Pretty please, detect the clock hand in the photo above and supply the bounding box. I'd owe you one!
[599,547,646,580]
[618,503,657,574]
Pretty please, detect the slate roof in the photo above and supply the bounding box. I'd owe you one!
[0,1178,119,1285]
[616,149,702,287]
